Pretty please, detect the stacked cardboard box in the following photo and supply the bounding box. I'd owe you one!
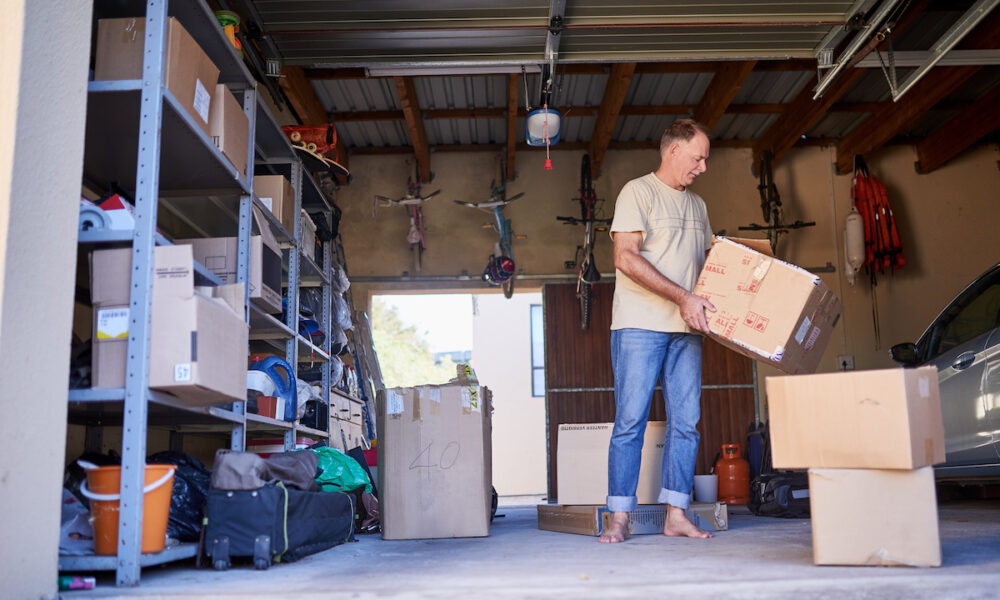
[538,422,729,536]
[766,366,945,566]
[376,378,493,540]
[90,245,248,405]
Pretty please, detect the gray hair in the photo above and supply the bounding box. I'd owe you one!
[659,119,708,153]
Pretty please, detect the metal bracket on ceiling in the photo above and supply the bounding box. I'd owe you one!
[544,0,567,65]
[813,0,904,99]
[888,0,999,101]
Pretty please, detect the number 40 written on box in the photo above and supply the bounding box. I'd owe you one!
[409,441,460,476]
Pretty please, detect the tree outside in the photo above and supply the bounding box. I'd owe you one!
[371,298,460,387]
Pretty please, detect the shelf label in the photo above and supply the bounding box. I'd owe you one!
[174,363,192,382]
[193,79,210,124]
[96,308,129,340]
[259,196,274,211]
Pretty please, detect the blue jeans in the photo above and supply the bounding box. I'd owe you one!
[607,329,702,512]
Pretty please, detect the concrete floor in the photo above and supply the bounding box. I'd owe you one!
[65,498,1000,599]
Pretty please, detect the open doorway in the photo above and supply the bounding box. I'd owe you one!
[371,291,548,502]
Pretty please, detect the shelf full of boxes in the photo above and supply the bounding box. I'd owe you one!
[64,0,371,586]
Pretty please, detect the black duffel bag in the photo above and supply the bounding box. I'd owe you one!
[747,471,810,518]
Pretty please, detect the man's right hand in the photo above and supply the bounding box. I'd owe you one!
[679,292,716,334]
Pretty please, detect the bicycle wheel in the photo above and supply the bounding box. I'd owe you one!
[412,243,422,273]
[579,280,592,331]
[580,154,593,220]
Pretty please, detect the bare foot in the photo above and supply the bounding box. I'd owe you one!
[663,505,712,538]
[599,512,630,543]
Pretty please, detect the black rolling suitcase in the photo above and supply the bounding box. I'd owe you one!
[204,483,355,570]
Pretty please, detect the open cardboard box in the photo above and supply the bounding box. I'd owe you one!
[176,205,283,314]
[693,237,841,374]
[377,383,493,539]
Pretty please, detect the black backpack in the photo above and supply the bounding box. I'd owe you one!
[746,423,811,518]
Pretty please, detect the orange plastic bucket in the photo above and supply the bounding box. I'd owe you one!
[81,464,175,555]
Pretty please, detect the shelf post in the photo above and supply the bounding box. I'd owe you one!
[116,0,170,586]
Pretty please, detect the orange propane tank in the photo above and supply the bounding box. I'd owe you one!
[715,443,750,504]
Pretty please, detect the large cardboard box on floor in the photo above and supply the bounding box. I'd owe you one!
[254,175,295,234]
[767,366,945,469]
[175,206,283,314]
[377,383,493,539]
[693,237,841,374]
[536,503,728,536]
[90,245,248,405]
[557,422,666,505]
[94,17,219,137]
[209,84,249,177]
[808,467,941,567]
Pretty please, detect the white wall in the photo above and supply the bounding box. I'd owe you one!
[472,292,547,496]
[0,2,92,598]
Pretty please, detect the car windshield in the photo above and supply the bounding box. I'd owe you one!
[923,268,1000,359]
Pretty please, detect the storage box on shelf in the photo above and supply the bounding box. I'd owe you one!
[94,17,219,136]
[176,206,284,315]
[254,175,295,234]
[208,83,249,177]
[90,245,248,404]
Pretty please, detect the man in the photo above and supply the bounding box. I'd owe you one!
[599,119,716,544]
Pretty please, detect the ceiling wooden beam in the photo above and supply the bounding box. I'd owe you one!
[303,60,817,81]
[279,65,349,181]
[393,76,431,182]
[507,74,517,181]
[834,9,1000,174]
[349,137,839,156]
[916,83,1000,174]
[330,99,973,124]
[589,62,636,176]
[693,60,757,130]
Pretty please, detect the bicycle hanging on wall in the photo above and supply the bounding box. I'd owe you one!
[372,168,440,274]
[738,151,814,255]
[556,154,612,330]
[455,158,524,299]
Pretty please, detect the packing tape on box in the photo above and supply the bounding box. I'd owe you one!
[460,386,482,414]
[412,389,422,422]
[419,385,441,416]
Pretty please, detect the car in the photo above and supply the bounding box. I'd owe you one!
[891,262,1000,480]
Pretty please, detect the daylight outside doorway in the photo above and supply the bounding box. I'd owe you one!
[371,291,547,499]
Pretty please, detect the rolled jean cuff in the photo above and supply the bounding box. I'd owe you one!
[607,495,638,513]
[659,488,690,510]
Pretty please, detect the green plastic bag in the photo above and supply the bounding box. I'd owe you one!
[310,446,372,493]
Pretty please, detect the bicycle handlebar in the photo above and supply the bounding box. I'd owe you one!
[557,216,613,225]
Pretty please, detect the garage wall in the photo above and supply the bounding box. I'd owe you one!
[340,142,1000,394]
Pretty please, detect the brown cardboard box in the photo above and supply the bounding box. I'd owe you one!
[254,175,295,234]
[377,383,492,539]
[556,422,666,505]
[693,237,842,374]
[536,503,728,536]
[767,367,945,469]
[94,18,220,137]
[808,467,941,567]
[300,209,318,262]
[90,245,249,405]
[175,207,283,314]
[209,84,248,177]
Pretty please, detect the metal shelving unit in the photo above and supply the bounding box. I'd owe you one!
[62,0,339,586]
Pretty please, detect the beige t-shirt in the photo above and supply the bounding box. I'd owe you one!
[610,172,713,333]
